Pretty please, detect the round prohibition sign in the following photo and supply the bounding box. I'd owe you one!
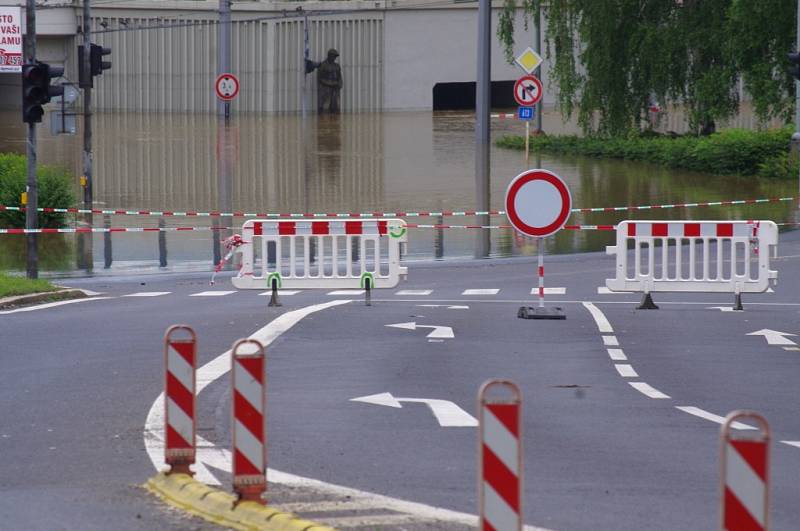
[513,75,543,107]
[215,73,240,101]
[505,169,572,237]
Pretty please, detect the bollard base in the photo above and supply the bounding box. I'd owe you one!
[267,281,282,307]
[234,484,266,506]
[637,293,659,310]
[733,293,743,311]
[518,306,566,320]
[165,462,194,476]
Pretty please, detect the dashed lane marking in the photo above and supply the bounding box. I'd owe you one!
[603,335,619,346]
[781,441,800,448]
[675,406,756,430]
[529,287,567,295]
[0,297,112,314]
[607,348,627,361]
[257,290,301,296]
[396,289,433,296]
[615,364,638,378]
[582,301,613,333]
[123,292,171,297]
[190,290,236,297]
[629,382,671,399]
[328,290,365,295]
[784,347,800,351]
[417,304,469,310]
[461,288,500,295]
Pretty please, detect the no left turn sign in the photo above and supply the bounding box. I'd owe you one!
[505,169,572,238]
[215,73,240,101]
[513,75,543,107]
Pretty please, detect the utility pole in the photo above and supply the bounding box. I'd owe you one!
[214,0,232,267]
[24,0,37,279]
[474,0,491,259]
[81,0,93,271]
[795,0,800,216]
[534,3,543,134]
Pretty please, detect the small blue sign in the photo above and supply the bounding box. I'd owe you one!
[517,106,535,121]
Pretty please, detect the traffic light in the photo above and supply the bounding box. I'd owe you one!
[79,43,111,87]
[90,44,111,76]
[21,62,64,124]
[788,52,800,81]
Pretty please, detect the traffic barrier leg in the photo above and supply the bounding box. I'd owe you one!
[637,292,659,310]
[721,411,770,531]
[231,339,267,505]
[268,276,281,307]
[164,325,197,476]
[479,380,523,531]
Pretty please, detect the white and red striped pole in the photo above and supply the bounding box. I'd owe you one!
[537,239,545,308]
[479,380,523,531]
[163,325,197,475]
[721,411,770,531]
[231,338,267,505]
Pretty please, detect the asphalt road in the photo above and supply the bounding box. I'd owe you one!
[2,230,800,530]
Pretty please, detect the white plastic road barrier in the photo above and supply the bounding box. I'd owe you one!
[605,220,778,309]
[231,219,408,290]
[720,411,770,531]
[478,380,523,531]
[163,325,197,475]
[231,338,267,505]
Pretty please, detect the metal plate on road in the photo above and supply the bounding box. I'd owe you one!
[513,75,543,107]
[505,169,572,237]
[215,73,239,101]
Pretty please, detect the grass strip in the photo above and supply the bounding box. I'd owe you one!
[0,272,59,298]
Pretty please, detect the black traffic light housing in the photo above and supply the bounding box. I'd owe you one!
[788,52,800,81]
[21,62,64,124]
[78,43,111,88]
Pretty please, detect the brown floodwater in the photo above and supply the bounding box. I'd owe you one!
[0,109,796,276]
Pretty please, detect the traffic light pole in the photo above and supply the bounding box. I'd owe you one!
[81,0,93,271]
[24,0,38,279]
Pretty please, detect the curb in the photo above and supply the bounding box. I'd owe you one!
[0,288,88,310]
[144,472,336,531]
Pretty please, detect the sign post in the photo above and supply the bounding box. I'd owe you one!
[505,169,572,319]
[513,75,542,166]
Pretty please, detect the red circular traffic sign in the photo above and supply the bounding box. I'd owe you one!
[505,169,572,237]
[513,75,543,107]
[215,73,240,101]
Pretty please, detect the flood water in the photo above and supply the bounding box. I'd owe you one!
[0,109,797,276]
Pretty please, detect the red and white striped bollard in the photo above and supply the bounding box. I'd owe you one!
[231,338,267,505]
[721,410,770,531]
[479,379,523,531]
[163,325,197,475]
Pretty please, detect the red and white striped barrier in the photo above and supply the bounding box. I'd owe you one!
[231,339,267,505]
[479,380,523,531]
[721,411,770,531]
[0,195,792,220]
[605,220,779,309]
[163,325,197,475]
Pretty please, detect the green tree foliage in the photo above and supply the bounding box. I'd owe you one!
[498,0,796,136]
[0,153,75,228]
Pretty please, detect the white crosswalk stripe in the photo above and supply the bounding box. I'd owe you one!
[395,289,433,296]
[123,291,171,297]
[462,288,499,295]
[190,291,236,297]
[257,290,301,296]
[529,287,566,295]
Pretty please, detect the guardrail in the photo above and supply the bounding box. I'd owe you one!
[231,219,408,300]
[605,220,778,310]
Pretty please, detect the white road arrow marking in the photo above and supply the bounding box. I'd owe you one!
[351,392,478,427]
[385,321,454,339]
[746,329,798,346]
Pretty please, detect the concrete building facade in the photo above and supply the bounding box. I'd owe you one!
[0,0,543,113]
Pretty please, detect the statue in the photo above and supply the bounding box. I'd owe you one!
[307,48,343,114]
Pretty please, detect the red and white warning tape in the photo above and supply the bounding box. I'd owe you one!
[0,196,793,220]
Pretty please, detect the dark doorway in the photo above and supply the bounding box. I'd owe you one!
[432,80,516,110]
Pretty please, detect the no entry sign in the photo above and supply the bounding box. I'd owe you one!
[513,75,543,107]
[215,73,239,101]
[505,169,572,237]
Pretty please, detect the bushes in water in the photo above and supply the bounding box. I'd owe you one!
[496,127,796,178]
[0,153,75,228]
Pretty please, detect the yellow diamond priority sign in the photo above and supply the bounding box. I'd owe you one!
[515,47,542,75]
